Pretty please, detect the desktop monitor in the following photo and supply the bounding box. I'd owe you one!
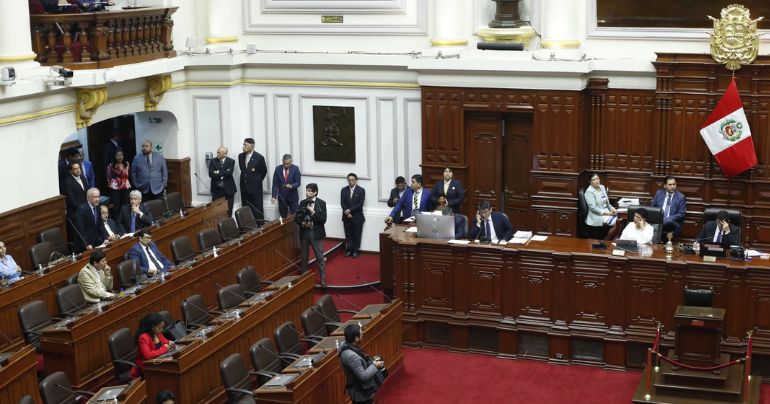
[416,214,455,240]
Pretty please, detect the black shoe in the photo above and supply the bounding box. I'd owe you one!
[344,250,352,257]
[352,252,359,258]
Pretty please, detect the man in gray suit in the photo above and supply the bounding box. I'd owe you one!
[131,140,168,201]
[339,323,385,404]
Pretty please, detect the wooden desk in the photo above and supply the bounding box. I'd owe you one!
[87,379,146,404]
[0,198,228,353]
[39,218,300,389]
[255,300,404,404]
[141,272,314,403]
[381,226,770,376]
[0,345,41,404]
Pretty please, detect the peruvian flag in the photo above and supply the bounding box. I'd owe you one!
[699,79,757,177]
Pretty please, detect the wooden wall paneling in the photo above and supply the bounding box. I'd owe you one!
[166,157,191,206]
[514,250,555,330]
[0,195,66,272]
[503,112,534,230]
[604,90,657,173]
[744,269,770,354]
[465,112,502,209]
[415,243,455,314]
[623,258,669,342]
[586,79,608,171]
[421,87,464,168]
[568,254,611,336]
[465,248,503,318]
[532,93,580,173]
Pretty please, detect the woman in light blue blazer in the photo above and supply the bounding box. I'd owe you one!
[585,173,617,237]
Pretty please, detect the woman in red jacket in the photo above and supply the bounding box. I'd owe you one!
[132,312,174,378]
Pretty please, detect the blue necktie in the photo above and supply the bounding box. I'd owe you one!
[716,230,722,243]
[664,194,672,219]
[93,206,98,224]
[130,212,136,233]
[485,220,491,240]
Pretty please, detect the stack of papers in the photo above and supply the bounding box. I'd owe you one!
[617,198,640,208]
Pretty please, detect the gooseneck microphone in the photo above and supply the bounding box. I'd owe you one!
[54,383,94,401]
[66,215,90,250]
[334,294,365,312]
[354,275,392,303]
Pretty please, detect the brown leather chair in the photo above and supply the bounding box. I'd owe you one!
[164,192,184,214]
[219,353,257,404]
[181,294,213,331]
[39,371,92,404]
[56,284,89,317]
[170,236,194,264]
[316,294,353,333]
[144,199,166,221]
[65,273,79,285]
[217,284,246,311]
[29,241,55,270]
[18,300,60,349]
[300,307,328,344]
[39,227,71,256]
[235,206,258,231]
[248,338,286,387]
[218,217,241,242]
[107,327,139,382]
[273,321,311,359]
[236,266,272,296]
[117,260,140,289]
[198,228,222,251]
[158,310,173,326]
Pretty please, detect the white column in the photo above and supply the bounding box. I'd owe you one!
[540,0,581,49]
[431,0,469,47]
[206,0,240,44]
[0,0,36,65]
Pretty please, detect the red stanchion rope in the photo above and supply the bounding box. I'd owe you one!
[653,352,743,371]
[652,326,661,352]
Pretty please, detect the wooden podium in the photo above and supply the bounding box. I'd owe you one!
[632,305,760,403]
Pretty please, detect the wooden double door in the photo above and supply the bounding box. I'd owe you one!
[465,111,533,231]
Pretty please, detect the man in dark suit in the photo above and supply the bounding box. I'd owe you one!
[387,176,407,224]
[130,140,167,201]
[58,147,85,191]
[103,133,122,167]
[117,190,154,233]
[431,167,464,214]
[651,175,687,239]
[271,154,301,218]
[238,138,268,224]
[697,210,740,246]
[209,146,237,217]
[469,200,514,242]
[127,229,173,276]
[341,173,365,258]
[385,174,431,225]
[295,183,327,287]
[61,161,88,245]
[76,188,105,252]
[98,205,123,241]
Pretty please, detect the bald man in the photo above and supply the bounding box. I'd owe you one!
[131,140,167,201]
[209,146,237,216]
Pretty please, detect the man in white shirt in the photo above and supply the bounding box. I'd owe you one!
[619,209,655,245]
[127,230,174,276]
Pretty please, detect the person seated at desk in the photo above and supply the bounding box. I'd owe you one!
[127,230,173,276]
[585,173,617,240]
[118,190,154,233]
[469,201,513,243]
[384,174,431,225]
[78,250,116,303]
[131,312,174,379]
[619,208,654,245]
[651,175,686,239]
[0,241,22,285]
[697,210,740,246]
[99,205,123,241]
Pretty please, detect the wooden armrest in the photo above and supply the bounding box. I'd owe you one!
[225,387,256,397]
[323,321,344,329]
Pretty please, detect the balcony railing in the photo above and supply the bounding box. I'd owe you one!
[30,7,178,70]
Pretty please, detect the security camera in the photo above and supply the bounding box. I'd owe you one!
[52,66,74,78]
[0,66,15,86]
[46,65,73,87]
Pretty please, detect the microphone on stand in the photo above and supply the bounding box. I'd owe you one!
[243,198,273,228]
[354,275,392,303]
[54,383,94,401]
[334,294,366,313]
[66,215,90,251]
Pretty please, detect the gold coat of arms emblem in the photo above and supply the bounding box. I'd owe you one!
[708,4,763,71]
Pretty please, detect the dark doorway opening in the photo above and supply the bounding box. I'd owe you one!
[87,115,137,194]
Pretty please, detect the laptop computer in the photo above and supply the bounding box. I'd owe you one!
[415,214,455,240]
[614,239,639,253]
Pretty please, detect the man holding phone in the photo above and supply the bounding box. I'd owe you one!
[697,210,740,246]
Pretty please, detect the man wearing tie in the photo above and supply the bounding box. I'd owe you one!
[127,230,174,276]
[295,184,327,287]
[238,138,268,224]
[117,190,154,234]
[271,154,301,218]
[76,188,107,251]
[384,174,431,225]
[341,173,365,258]
[130,140,168,201]
[697,210,739,246]
[469,200,514,243]
[209,146,237,216]
[651,176,687,240]
[430,168,464,214]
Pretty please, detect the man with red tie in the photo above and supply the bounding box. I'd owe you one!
[271,154,301,218]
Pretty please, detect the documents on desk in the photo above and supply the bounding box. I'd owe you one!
[447,239,470,245]
[404,227,418,233]
[617,198,639,208]
[531,235,548,242]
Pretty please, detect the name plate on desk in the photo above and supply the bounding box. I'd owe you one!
[703,255,717,262]
[612,249,626,256]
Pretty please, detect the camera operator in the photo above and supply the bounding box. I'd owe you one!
[295,183,327,287]
[339,323,386,404]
